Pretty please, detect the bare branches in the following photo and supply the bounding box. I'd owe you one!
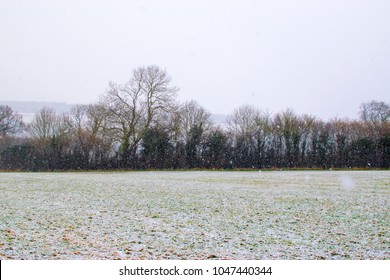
[359,100,390,126]
[99,65,179,165]
[27,107,58,139]
[179,100,213,139]
[0,105,24,137]
[227,105,262,136]
[2,69,389,170]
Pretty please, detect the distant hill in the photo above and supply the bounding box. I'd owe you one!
[0,101,76,123]
[0,101,75,114]
[1,101,229,125]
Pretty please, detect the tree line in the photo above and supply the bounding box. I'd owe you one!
[1,66,389,171]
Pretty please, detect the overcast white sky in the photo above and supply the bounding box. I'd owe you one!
[1,0,389,120]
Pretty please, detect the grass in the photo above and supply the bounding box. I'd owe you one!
[0,170,389,259]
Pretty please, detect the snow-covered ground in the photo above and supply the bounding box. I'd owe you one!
[0,171,389,260]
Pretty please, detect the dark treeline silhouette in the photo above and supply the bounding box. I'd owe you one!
[1,66,389,171]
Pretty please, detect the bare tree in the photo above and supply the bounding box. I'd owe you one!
[163,100,213,168]
[227,105,262,167]
[272,109,304,167]
[359,100,390,164]
[100,65,178,166]
[69,104,113,168]
[27,107,72,145]
[227,105,261,136]
[0,105,24,138]
[179,100,213,139]
[300,114,316,165]
[253,110,272,167]
[359,100,390,126]
[26,107,74,169]
[28,107,59,139]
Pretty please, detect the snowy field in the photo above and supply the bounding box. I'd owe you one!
[0,171,389,260]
